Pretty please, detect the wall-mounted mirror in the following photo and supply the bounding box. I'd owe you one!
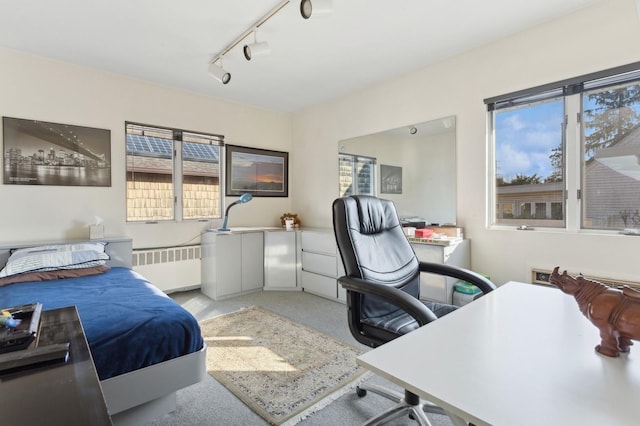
[338,116,456,225]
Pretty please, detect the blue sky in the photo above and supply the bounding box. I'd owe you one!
[495,99,563,181]
[495,90,640,182]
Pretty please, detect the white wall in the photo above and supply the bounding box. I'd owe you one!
[291,0,640,285]
[0,47,292,248]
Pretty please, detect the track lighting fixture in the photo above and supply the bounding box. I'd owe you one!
[208,62,231,85]
[243,31,270,61]
[300,0,333,19]
[208,0,334,86]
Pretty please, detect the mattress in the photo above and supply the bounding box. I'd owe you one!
[1,267,204,380]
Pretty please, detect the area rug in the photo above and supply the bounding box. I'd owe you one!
[200,306,369,425]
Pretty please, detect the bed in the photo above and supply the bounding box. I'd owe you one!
[0,237,207,426]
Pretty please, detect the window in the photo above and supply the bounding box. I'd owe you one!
[491,97,565,228]
[126,123,222,222]
[487,62,640,231]
[339,153,375,197]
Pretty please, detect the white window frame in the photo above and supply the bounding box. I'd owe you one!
[126,122,223,223]
[486,61,640,233]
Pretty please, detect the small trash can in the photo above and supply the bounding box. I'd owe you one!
[452,280,484,307]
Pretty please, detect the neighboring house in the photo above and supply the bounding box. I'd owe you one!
[586,125,640,229]
[496,181,564,227]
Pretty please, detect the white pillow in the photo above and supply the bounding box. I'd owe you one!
[0,244,110,278]
[9,241,107,256]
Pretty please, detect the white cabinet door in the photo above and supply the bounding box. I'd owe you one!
[241,232,264,292]
[200,232,218,299]
[264,231,297,289]
[216,234,243,298]
[200,231,263,300]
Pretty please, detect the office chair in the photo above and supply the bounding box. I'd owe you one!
[332,195,496,426]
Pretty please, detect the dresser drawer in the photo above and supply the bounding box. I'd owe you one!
[302,251,337,277]
[301,230,337,255]
[337,282,347,302]
[301,270,337,299]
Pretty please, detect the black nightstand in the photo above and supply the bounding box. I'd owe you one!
[0,306,112,425]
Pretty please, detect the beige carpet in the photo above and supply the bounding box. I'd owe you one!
[200,305,369,425]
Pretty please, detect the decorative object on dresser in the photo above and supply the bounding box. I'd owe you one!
[201,306,368,425]
[279,212,300,228]
[550,266,640,357]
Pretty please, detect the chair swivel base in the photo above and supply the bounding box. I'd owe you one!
[357,383,446,426]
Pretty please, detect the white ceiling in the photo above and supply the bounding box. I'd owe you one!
[0,0,602,113]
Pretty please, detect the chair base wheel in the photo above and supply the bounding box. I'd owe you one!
[357,387,447,426]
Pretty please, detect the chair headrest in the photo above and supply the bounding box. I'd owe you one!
[354,195,394,235]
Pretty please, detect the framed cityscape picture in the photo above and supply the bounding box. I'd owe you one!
[225,144,288,197]
[3,117,111,186]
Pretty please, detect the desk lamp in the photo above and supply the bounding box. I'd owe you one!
[218,193,253,231]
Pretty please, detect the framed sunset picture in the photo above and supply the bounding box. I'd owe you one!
[225,144,288,197]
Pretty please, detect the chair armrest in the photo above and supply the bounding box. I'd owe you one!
[418,261,496,294]
[338,275,438,325]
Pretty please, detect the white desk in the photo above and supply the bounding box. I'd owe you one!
[357,282,640,426]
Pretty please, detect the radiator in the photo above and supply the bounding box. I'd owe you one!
[132,245,201,293]
[531,268,640,291]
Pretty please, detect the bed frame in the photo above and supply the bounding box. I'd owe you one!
[0,237,207,426]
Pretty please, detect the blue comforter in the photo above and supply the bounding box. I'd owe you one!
[1,267,204,380]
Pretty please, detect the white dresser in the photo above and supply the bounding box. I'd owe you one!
[201,228,299,300]
[201,230,264,300]
[300,229,346,302]
[200,227,468,305]
[411,239,470,304]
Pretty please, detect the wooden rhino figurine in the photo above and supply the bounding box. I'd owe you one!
[550,267,640,357]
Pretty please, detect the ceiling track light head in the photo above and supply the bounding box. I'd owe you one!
[243,45,252,61]
[243,34,270,61]
[208,62,231,85]
[300,0,333,19]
